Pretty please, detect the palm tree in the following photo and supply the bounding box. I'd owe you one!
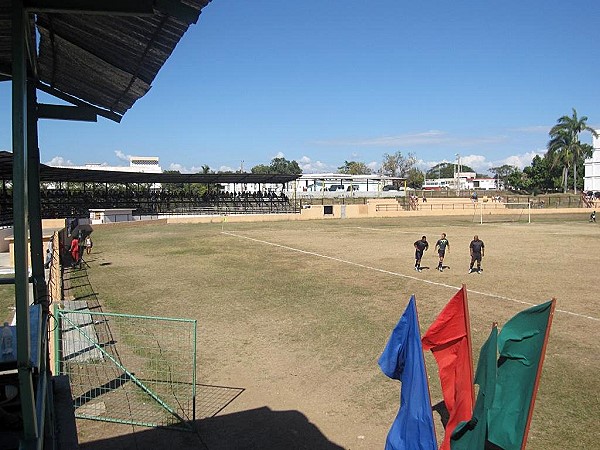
[547,129,572,193]
[549,108,598,194]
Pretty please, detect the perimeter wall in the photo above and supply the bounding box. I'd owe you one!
[162,198,594,225]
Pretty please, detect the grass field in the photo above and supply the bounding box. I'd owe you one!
[76,214,599,449]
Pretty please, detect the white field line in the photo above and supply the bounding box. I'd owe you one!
[350,226,418,234]
[222,231,599,323]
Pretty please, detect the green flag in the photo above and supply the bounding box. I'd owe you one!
[450,325,497,450]
[487,300,554,450]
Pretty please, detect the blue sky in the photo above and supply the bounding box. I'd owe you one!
[1,0,599,174]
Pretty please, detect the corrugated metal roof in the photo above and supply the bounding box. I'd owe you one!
[0,0,211,119]
[0,151,301,185]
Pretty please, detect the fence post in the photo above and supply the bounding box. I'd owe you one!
[53,304,60,375]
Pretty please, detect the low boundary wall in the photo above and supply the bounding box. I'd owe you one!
[162,200,594,225]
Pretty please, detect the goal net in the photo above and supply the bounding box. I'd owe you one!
[473,202,531,224]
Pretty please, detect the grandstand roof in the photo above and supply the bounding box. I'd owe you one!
[0,151,300,184]
[0,0,211,121]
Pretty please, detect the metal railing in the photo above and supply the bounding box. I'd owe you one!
[55,308,197,429]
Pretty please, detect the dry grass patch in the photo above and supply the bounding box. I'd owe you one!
[78,216,599,449]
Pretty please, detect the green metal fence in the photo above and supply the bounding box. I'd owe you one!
[54,307,197,430]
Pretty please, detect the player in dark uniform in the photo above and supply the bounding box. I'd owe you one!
[414,236,429,272]
[435,233,449,272]
[469,235,485,274]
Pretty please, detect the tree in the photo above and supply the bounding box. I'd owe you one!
[380,151,417,177]
[162,169,184,192]
[548,108,598,193]
[506,167,527,192]
[490,165,519,190]
[251,164,271,174]
[523,155,558,193]
[270,157,302,175]
[547,127,573,193]
[251,157,302,175]
[426,162,475,179]
[406,167,425,189]
[338,161,372,175]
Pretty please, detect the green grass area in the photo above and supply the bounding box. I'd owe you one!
[79,215,599,449]
[0,278,15,324]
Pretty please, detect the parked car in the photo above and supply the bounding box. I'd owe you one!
[328,185,345,192]
[382,185,400,191]
[347,185,360,192]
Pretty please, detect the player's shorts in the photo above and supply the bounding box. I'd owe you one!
[438,250,446,257]
[471,253,482,262]
[415,250,423,259]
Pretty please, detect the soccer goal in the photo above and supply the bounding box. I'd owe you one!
[474,202,531,224]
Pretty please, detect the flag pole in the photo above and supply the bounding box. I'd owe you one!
[520,298,556,450]
[461,284,475,405]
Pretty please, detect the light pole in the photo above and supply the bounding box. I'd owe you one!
[455,153,460,194]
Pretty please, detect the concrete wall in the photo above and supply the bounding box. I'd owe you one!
[0,228,12,252]
[161,199,593,225]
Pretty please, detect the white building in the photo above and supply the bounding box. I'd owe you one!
[423,172,497,191]
[220,173,406,197]
[49,155,162,189]
[58,156,162,174]
[293,173,404,193]
[584,132,600,192]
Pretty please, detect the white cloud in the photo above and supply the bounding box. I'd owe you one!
[313,130,507,148]
[45,156,75,167]
[218,165,235,172]
[508,125,551,134]
[274,151,285,159]
[499,150,546,169]
[298,156,334,173]
[168,163,185,173]
[367,161,379,172]
[168,163,210,174]
[460,154,490,172]
[418,151,545,174]
[114,150,131,162]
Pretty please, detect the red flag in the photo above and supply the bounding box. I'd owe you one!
[422,285,475,450]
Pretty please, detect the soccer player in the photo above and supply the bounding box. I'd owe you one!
[414,235,429,272]
[469,235,485,274]
[435,233,449,272]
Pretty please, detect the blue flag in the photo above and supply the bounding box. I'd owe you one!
[378,295,438,450]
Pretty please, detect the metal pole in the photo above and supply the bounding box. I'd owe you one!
[27,80,48,307]
[12,0,38,442]
[192,319,197,421]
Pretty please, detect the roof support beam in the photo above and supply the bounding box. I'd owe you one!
[12,0,38,445]
[37,104,98,122]
[37,82,122,122]
[24,0,155,16]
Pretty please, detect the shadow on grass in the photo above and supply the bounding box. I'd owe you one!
[432,400,449,428]
[79,406,345,450]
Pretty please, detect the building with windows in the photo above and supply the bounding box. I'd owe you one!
[423,172,497,191]
[291,173,406,196]
[584,132,600,192]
